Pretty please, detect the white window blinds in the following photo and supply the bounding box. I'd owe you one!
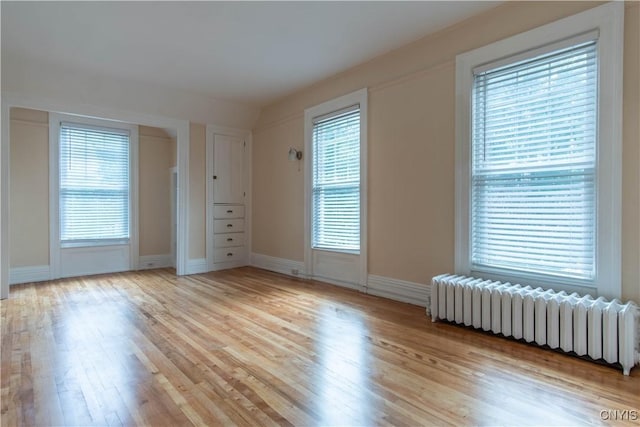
[312,106,360,252]
[60,123,130,244]
[471,40,597,280]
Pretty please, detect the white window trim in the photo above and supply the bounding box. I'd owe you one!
[455,2,623,299]
[0,102,9,298]
[49,113,139,278]
[304,88,368,289]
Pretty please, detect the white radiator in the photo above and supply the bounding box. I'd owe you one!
[430,274,640,375]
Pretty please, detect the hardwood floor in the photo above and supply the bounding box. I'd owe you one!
[1,267,638,426]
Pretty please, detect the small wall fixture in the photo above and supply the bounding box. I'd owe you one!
[288,147,303,161]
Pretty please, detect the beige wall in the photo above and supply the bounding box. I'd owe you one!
[9,108,49,267]
[139,126,174,256]
[253,1,640,302]
[368,63,456,281]
[189,123,206,260]
[622,1,640,304]
[253,119,305,260]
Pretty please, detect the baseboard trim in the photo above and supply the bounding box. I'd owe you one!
[251,253,365,292]
[138,254,173,270]
[212,260,247,271]
[251,253,305,278]
[250,253,429,307]
[367,274,430,307]
[10,265,51,285]
[313,274,364,292]
[186,258,208,275]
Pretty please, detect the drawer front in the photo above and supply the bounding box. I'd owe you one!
[214,233,245,248]
[213,205,245,219]
[214,219,245,233]
[214,247,245,263]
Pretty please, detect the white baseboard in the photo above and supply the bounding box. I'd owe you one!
[313,273,364,292]
[251,253,305,278]
[367,275,430,307]
[251,253,362,291]
[250,253,430,307]
[212,260,247,271]
[10,265,50,285]
[186,258,208,275]
[138,254,173,270]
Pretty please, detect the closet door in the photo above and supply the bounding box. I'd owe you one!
[213,135,244,204]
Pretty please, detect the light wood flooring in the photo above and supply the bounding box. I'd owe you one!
[1,267,638,426]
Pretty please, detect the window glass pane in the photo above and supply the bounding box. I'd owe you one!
[312,108,360,252]
[60,124,130,243]
[471,41,597,280]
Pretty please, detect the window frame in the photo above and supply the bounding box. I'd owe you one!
[304,88,368,288]
[49,113,139,278]
[454,2,623,299]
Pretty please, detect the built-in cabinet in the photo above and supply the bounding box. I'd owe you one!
[212,205,245,264]
[206,130,250,271]
[212,135,245,204]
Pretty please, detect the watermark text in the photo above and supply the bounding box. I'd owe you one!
[600,409,639,421]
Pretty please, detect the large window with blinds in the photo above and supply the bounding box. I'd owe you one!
[312,106,361,253]
[59,123,131,245]
[471,40,597,280]
[455,3,623,297]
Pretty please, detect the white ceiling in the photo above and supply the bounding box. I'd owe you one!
[2,1,499,108]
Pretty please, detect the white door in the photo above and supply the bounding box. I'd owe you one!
[213,135,244,204]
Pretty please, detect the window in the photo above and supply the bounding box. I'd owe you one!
[59,122,131,245]
[312,106,361,252]
[455,3,623,297]
[304,88,367,288]
[472,39,597,281]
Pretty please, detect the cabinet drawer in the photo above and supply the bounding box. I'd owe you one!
[214,247,245,263]
[214,233,245,248]
[214,219,244,233]
[213,205,245,219]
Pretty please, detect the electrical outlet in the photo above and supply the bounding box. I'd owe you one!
[291,269,299,276]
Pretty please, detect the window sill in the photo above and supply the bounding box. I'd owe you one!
[61,239,129,249]
[312,246,360,256]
